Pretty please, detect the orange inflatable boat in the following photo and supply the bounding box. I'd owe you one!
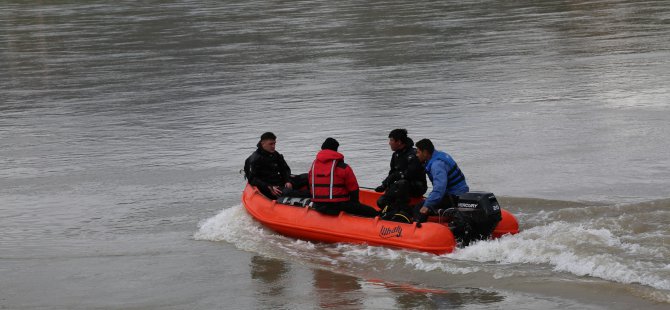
[242,184,519,254]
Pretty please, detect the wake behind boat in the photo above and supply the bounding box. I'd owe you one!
[242,184,519,254]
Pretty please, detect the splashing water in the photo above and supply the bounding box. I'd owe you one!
[195,199,670,303]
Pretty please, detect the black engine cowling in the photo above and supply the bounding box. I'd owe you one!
[446,192,502,246]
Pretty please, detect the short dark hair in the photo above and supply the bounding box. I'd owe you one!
[388,128,409,144]
[260,132,276,141]
[415,139,435,154]
[321,137,339,151]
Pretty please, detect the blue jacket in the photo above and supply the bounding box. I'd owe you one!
[424,150,469,210]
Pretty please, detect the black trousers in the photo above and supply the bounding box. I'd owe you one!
[377,180,417,219]
[312,201,379,218]
[258,174,310,200]
[413,194,460,223]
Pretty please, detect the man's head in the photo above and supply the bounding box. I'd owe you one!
[321,137,339,151]
[415,138,435,163]
[258,132,277,153]
[388,128,409,152]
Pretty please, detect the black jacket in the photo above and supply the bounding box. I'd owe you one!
[244,148,291,189]
[382,142,428,197]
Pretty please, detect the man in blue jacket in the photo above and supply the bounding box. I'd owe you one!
[413,138,469,224]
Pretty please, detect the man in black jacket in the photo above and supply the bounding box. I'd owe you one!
[375,129,428,222]
[244,132,295,199]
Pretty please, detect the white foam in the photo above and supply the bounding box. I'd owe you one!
[335,243,482,274]
[194,204,275,253]
[194,205,350,262]
[448,222,670,292]
[194,205,670,297]
[403,256,480,274]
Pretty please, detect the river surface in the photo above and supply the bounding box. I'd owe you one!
[1,0,669,309]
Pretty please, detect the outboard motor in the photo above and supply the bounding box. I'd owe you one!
[446,192,502,246]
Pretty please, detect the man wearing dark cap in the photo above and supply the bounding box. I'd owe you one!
[374,129,428,222]
[244,132,295,199]
[308,138,379,217]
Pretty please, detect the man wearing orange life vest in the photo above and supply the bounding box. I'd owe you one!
[308,138,379,217]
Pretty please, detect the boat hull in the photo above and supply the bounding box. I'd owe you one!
[242,184,519,254]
